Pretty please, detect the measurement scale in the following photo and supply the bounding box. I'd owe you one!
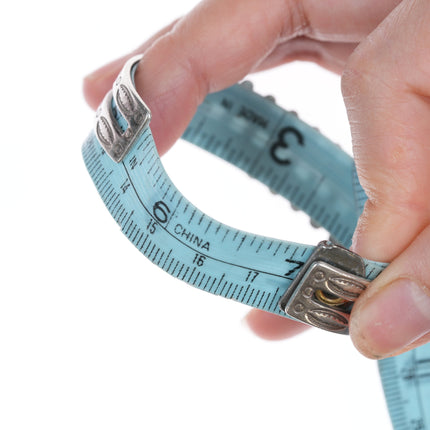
[82,55,430,429]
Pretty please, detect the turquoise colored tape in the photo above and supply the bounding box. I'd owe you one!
[82,76,430,429]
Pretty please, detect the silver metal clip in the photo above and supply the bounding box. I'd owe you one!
[95,55,151,163]
[279,241,370,335]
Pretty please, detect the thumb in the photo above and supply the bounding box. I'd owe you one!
[351,226,430,358]
[342,0,430,357]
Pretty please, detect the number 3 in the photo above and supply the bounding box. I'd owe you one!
[270,126,304,165]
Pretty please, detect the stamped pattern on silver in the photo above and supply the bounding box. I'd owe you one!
[279,241,370,335]
[95,55,151,163]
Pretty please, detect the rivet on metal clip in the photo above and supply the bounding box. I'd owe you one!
[279,241,370,335]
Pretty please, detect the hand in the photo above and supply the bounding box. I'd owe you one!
[83,0,430,359]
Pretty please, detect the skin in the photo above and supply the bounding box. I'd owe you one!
[84,0,430,359]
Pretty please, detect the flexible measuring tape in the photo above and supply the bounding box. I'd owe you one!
[82,55,430,429]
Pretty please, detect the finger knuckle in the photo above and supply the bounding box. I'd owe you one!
[154,31,210,105]
[281,0,311,37]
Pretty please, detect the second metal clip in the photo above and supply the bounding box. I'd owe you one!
[279,241,370,335]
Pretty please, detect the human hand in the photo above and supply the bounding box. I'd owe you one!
[83,0,430,359]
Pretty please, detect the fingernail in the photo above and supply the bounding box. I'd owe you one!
[353,279,430,358]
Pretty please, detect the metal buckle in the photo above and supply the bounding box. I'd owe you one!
[279,241,370,335]
[95,55,151,163]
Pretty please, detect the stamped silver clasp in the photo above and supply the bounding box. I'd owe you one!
[279,241,370,335]
[95,55,151,163]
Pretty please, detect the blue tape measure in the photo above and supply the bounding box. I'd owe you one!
[82,55,430,429]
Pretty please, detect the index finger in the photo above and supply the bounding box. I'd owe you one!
[85,0,401,155]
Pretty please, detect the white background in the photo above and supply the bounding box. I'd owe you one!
[0,0,392,429]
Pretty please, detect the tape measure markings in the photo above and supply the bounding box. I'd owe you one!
[122,157,307,284]
[379,348,430,430]
[183,88,358,247]
[84,135,317,318]
[83,56,430,430]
